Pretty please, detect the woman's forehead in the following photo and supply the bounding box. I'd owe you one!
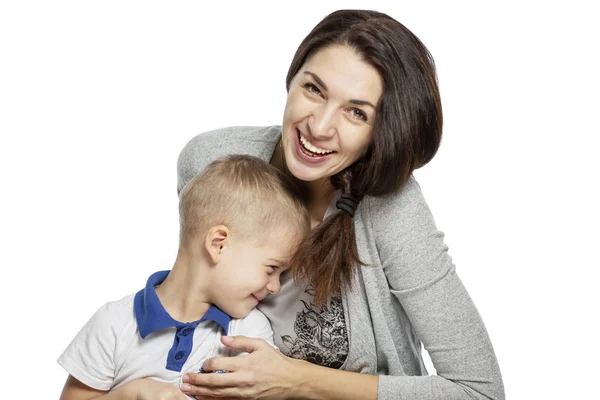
[300,45,383,104]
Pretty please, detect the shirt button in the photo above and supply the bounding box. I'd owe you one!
[175,351,184,360]
[182,329,191,336]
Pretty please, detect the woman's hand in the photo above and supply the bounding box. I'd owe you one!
[180,336,304,399]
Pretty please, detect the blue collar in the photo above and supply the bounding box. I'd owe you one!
[134,270,231,339]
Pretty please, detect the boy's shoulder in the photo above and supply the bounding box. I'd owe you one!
[99,292,137,314]
[84,293,137,333]
[227,308,274,344]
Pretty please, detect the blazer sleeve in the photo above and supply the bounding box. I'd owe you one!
[176,128,236,194]
[176,125,279,194]
[369,177,505,400]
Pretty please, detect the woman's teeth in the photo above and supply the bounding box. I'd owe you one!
[299,133,333,156]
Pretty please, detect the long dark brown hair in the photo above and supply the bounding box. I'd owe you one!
[287,10,443,305]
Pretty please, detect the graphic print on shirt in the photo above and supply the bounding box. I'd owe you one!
[280,285,349,369]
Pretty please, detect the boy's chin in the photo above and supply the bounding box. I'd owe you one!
[221,305,253,319]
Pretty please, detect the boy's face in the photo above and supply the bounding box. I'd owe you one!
[208,228,299,319]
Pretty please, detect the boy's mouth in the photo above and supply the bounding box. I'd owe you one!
[251,294,263,302]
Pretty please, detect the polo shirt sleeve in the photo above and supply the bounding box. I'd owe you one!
[228,308,276,356]
[57,301,118,391]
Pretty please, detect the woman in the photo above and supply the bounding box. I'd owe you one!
[177,9,504,400]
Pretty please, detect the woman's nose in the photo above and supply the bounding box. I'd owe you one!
[308,104,337,140]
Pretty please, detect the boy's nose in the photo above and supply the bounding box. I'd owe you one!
[266,279,281,295]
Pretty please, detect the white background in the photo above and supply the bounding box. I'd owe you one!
[1,1,598,398]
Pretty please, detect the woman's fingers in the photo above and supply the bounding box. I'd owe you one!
[199,354,245,374]
[181,337,299,399]
[220,335,269,353]
[183,371,238,388]
[182,383,240,398]
[181,373,249,398]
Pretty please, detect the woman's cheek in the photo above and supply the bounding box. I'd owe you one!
[288,91,315,119]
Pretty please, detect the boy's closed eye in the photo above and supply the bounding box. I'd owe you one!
[266,265,279,275]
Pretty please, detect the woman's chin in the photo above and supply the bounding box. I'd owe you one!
[286,159,328,182]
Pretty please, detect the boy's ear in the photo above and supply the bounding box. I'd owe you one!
[205,225,230,264]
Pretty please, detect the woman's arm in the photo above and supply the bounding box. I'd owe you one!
[369,177,505,400]
[181,336,378,400]
[176,133,503,399]
[182,179,504,400]
[176,126,280,194]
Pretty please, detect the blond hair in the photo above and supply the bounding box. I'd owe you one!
[179,155,309,248]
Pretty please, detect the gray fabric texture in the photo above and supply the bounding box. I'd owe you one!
[258,272,350,369]
[177,126,504,400]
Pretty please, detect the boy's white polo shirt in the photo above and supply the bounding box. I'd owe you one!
[58,270,274,392]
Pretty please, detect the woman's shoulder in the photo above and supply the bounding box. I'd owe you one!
[177,125,281,193]
[184,125,281,145]
[179,125,281,158]
[363,175,437,236]
[365,176,429,216]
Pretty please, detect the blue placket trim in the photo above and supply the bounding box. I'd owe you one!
[164,307,231,372]
[165,322,200,372]
[134,270,232,373]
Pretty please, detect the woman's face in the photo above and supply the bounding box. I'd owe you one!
[282,45,383,184]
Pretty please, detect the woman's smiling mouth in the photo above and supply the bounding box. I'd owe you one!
[296,128,335,160]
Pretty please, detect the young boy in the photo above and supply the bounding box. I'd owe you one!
[58,155,310,400]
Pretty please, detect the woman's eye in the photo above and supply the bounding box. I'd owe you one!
[303,83,322,97]
[349,108,368,122]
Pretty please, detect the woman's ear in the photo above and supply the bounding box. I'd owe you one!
[205,225,230,265]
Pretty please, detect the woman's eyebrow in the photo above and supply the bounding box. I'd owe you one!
[304,71,328,90]
[303,71,376,109]
[349,99,376,109]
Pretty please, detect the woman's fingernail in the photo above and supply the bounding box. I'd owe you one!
[181,383,191,391]
[221,336,232,344]
[182,374,189,383]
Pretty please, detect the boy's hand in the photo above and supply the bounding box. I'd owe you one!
[126,379,190,400]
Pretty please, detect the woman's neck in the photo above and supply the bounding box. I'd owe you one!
[270,138,335,226]
[298,179,335,227]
